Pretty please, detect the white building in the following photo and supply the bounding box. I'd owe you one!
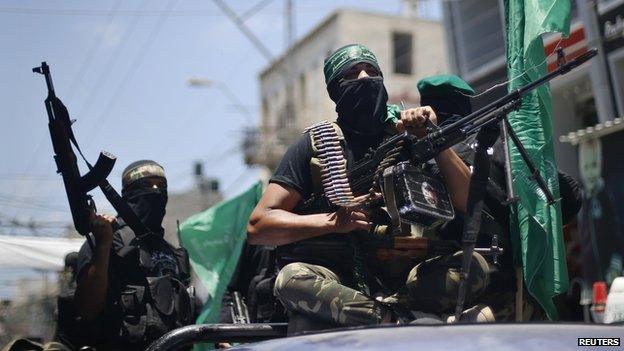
[245,9,449,171]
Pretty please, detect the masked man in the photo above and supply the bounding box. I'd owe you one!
[416,74,582,321]
[248,45,491,330]
[72,160,194,350]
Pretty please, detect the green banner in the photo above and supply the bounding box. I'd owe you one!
[179,181,263,325]
[504,0,571,319]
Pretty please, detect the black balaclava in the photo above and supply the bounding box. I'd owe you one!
[420,95,472,127]
[329,76,389,136]
[324,44,388,136]
[121,160,168,236]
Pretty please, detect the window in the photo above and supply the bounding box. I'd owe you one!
[393,32,413,75]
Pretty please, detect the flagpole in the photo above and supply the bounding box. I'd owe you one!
[501,121,518,204]
[516,268,524,321]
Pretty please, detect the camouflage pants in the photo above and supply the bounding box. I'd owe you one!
[477,290,544,321]
[394,250,490,314]
[274,262,390,326]
[274,251,490,326]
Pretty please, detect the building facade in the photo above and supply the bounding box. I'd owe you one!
[245,9,449,171]
[163,162,221,245]
[442,0,624,290]
[442,0,624,178]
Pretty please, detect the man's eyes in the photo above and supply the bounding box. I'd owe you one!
[344,68,379,79]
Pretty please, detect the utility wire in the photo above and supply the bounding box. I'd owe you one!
[75,0,150,123]
[240,0,277,20]
[21,0,125,191]
[66,0,125,100]
[0,6,329,17]
[211,0,274,62]
[14,0,150,221]
[83,0,179,146]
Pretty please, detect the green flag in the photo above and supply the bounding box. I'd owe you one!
[179,181,263,324]
[504,0,570,319]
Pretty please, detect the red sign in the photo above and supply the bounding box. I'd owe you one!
[544,24,587,72]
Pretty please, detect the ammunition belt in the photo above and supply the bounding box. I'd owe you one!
[305,121,357,207]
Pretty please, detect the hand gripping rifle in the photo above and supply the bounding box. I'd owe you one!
[33,62,151,246]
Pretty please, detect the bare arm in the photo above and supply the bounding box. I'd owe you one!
[434,149,470,212]
[74,213,115,322]
[247,183,370,246]
[397,106,470,212]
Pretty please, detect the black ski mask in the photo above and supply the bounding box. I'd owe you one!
[124,186,168,236]
[329,76,389,136]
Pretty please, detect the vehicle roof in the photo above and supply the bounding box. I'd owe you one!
[232,323,624,351]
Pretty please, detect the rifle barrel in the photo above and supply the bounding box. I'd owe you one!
[440,48,597,139]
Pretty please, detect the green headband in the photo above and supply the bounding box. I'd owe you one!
[122,160,166,190]
[323,44,381,85]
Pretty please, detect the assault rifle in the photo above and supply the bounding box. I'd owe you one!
[302,48,597,260]
[33,62,151,244]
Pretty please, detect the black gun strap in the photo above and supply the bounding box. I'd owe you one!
[454,122,499,321]
[100,180,151,237]
[52,96,94,170]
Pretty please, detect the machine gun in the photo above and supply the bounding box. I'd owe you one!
[301,48,597,261]
[33,62,152,244]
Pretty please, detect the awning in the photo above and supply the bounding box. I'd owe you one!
[559,117,624,145]
[0,235,85,271]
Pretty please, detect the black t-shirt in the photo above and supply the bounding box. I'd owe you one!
[270,133,315,200]
[270,131,384,200]
[269,128,384,281]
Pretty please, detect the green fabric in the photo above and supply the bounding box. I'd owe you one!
[323,44,381,85]
[416,74,475,98]
[504,0,570,320]
[179,181,263,326]
[384,104,402,125]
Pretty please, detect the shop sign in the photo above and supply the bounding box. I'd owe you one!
[600,3,624,53]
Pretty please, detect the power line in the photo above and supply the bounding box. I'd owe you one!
[240,0,277,20]
[21,0,124,178]
[83,0,179,147]
[211,0,274,62]
[74,0,150,123]
[14,0,151,222]
[0,6,323,17]
[65,0,125,100]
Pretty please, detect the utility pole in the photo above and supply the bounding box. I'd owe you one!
[283,0,296,136]
[577,0,617,123]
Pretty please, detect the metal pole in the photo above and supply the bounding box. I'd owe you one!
[501,120,518,204]
[576,0,617,123]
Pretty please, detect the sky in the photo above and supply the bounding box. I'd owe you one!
[0,0,442,237]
